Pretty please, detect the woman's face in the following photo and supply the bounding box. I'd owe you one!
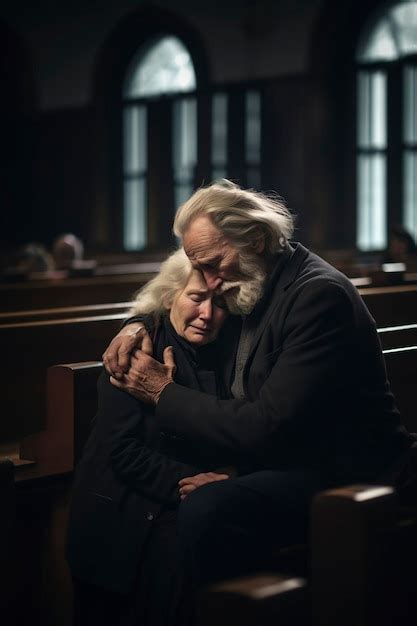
[169,270,228,346]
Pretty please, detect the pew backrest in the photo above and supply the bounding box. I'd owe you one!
[378,323,417,351]
[0,314,125,441]
[0,272,155,312]
[359,283,417,326]
[0,302,132,325]
[383,345,417,433]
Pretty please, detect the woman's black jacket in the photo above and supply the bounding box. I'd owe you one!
[66,316,222,593]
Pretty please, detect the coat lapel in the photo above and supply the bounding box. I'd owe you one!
[246,242,309,362]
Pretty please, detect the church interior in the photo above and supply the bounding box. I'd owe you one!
[1,0,417,624]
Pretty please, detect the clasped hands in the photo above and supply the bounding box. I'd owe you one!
[103,324,232,497]
[103,323,174,405]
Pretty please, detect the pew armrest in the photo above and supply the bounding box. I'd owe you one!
[196,573,308,626]
[19,362,102,476]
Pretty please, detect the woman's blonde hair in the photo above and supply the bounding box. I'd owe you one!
[173,179,294,255]
[129,248,192,316]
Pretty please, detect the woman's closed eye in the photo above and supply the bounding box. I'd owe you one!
[188,293,205,303]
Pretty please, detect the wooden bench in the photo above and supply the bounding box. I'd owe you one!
[0,271,156,312]
[383,346,417,433]
[359,284,417,327]
[312,481,417,626]
[0,301,132,325]
[377,323,417,351]
[0,458,15,554]
[0,314,126,443]
[18,362,103,477]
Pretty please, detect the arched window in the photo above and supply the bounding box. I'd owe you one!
[113,18,263,253]
[356,1,417,250]
[122,36,197,250]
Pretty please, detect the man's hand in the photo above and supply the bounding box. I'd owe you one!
[102,323,153,379]
[110,347,176,404]
[178,472,230,500]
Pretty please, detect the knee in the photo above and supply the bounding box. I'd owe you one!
[177,479,235,545]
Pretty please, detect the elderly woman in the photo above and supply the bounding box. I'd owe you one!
[67,249,231,626]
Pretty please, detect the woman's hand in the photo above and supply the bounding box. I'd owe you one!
[102,323,153,378]
[178,472,230,500]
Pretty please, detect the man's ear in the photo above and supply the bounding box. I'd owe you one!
[251,230,265,254]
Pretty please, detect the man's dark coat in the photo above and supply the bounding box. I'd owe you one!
[156,243,411,481]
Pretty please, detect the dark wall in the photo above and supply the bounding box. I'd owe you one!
[0,0,392,257]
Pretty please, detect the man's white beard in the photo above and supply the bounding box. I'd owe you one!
[220,254,267,315]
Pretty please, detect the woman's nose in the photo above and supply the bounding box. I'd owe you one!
[199,300,213,320]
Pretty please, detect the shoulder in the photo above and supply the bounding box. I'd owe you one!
[282,250,363,329]
[290,245,360,304]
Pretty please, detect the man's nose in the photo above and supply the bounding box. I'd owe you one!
[202,270,223,290]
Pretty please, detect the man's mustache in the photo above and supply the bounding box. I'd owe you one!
[218,281,244,294]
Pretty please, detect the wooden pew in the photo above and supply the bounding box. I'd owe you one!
[19,362,103,476]
[359,284,417,327]
[0,314,126,443]
[377,324,417,351]
[0,302,132,325]
[383,346,417,433]
[0,458,15,556]
[0,459,16,614]
[0,271,156,312]
[196,574,308,626]
[312,483,417,626]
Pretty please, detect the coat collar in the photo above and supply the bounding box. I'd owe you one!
[245,242,309,360]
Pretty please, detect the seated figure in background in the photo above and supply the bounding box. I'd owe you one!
[52,233,84,270]
[384,225,417,266]
[10,242,54,278]
[67,248,233,626]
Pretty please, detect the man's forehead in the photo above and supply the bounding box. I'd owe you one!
[184,215,224,244]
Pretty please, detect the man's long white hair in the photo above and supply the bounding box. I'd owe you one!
[129,248,192,316]
[174,179,294,256]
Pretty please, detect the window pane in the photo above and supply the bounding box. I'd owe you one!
[357,154,387,250]
[123,106,147,175]
[404,151,417,239]
[246,167,261,190]
[357,18,397,62]
[212,167,227,180]
[173,99,197,169]
[173,98,197,210]
[245,90,261,189]
[392,2,417,58]
[212,93,228,180]
[357,72,387,149]
[246,91,261,164]
[356,1,417,62]
[124,178,147,250]
[124,36,196,98]
[404,66,417,144]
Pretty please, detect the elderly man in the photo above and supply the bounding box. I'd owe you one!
[104,179,412,585]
